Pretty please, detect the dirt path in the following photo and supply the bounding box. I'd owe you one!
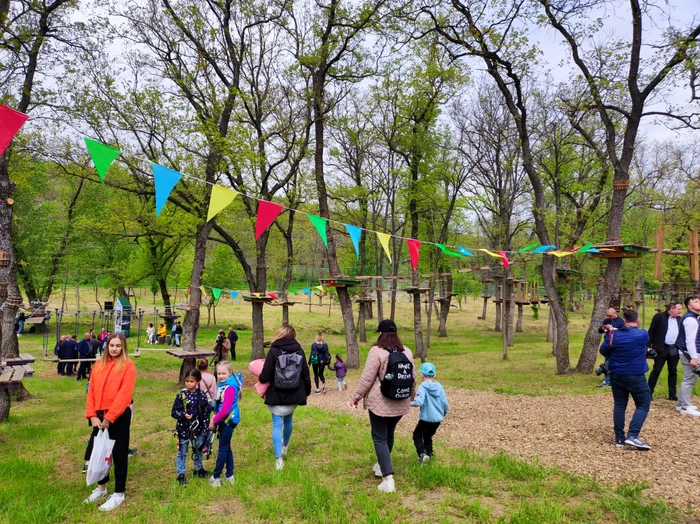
[306,384,700,511]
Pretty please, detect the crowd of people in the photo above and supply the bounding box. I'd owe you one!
[80,319,449,512]
[55,329,111,379]
[597,296,700,451]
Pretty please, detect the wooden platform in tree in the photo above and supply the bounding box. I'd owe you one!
[3,353,35,366]
[242,295,275,303]
[590,243,649,259]
[166,348,216,359]
[319,277,359,288]
[0,355,34,389]
[404,286,429,294]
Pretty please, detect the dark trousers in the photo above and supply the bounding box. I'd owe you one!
[85,408,132,492]
[413,420,441,457]
[312,363,326,388]
[213,422,236,479]
[230,343,236,361]
[65,362,75,375]
[57,362,65,375]
[368,410,402,477]
[647,347,679,397]
[610,374,650,443]
[76,361,91,380]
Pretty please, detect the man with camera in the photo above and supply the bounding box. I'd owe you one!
[211,329,231,366]
[675,296,700,417]
[599,309,651,450]
[646,301,682,401]
[596,308,625,387]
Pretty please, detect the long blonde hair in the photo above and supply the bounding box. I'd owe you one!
[315,332,324,344]
[271,325,296,342]
[95,333,129,371]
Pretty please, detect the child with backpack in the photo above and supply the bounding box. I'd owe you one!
[309,332,330,394]
[197,358,217,403]
[258,325,311,470]
[208,360,242,486]
[171,369,212,486]
[411,362,449,465]
[328,354,347,391]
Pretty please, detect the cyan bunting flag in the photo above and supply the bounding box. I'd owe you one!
[302,288,312,296]
[229,291,239,303]
[152,163,183,215]
[517,241,541,253]
[345,224,362,258]
[532,245,556,254]
[457,247,473,256]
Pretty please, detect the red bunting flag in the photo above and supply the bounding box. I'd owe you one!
[255,200,284,240]
[497,250,509,269]
[268,292,278,300]
[0,104,29,157]
[407,239,421,271]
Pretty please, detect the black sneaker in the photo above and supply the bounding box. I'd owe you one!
[177,473,187,486]
[194,468,210,478]
[669,395,678,401]
[128,448,138,456]
[82,462,89,474]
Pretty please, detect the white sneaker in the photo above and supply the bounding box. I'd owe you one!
[275,458,284,470]
[377,475,395,493]
[677,404,698,412]
[224,475,235,484]
[83,486,108,504]
[98,492,124,512]
[282,445,288,456]
[209,476,221,487]
[372,462,382,478]
[681,406,700,417]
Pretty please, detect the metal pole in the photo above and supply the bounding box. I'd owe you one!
[75,310,80,337]
[91,310,96,333]
[502,269,508,360]
[136,309,144,354]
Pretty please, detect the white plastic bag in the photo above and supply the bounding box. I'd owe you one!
[86,429,115,486]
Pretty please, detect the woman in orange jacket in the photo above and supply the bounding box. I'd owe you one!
[83,333,136,512]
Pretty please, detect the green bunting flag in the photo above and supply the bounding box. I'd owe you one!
[517,241,541,254]
[212,288,222,301]
[308,214,328,248]
[435,244,464,258]
[84,138,121,184]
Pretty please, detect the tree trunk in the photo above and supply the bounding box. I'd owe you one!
[495,302,502,332]
[412,290,425,361]
[516,303,523,332]
[251,301,265,360]
[358,302,367,343]
[0,390,9,423]
[480,297,488,320]
[577,258,622,372]
[179,221,214,384]
[541,255,570,373]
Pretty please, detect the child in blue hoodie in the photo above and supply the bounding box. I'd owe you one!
[208,361,242,486]
[411,362,449,464]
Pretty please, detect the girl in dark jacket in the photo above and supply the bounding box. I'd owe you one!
[309,332,330,394]
[259,325,311,470]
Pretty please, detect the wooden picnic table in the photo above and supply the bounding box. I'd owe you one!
[0,354,35,389]
[166,348,216,359]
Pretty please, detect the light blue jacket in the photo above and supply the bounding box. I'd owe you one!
[411,380,449,423]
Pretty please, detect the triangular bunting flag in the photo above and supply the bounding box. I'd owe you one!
[255,200,284,240]
[457,247,473,257]
[532,245,556,254]
[206,185,239,222]
[229,290,239,301]
[152,163,183,216]
[549,250,574,258]
[497,250,510,269]
[199,286,206,295]
[254,293,261,298]
[345,224,362,258]
[84,138,121,184]
[315,285,324,293]
[576,242,593,254]
[376,232,392,263]
[308,214,328,247]
[302,288,312,296]
[268,292,278,300]
[478,248,502,258]
[435,244,464,258]
[212,288,222,301]
[0,104,29,157]
[407,239,421,271]
[517,241,541,253]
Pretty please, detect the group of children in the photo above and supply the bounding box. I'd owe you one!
[170,355,448,486]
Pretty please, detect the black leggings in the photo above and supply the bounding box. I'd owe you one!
[369,410,402,477]
[85,408,132,493]
[312,363,326,388]
[413,420,441,457]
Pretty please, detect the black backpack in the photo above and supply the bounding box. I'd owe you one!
[274,351,303,390]
[378,348,414,400]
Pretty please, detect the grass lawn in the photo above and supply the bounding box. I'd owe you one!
[0,297,688,522]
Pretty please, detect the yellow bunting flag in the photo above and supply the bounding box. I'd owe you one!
[206,185,239,222]
[315,285,324,293]
[254,293,261,298]
[549,251,574,258]
[376,232,392,263]
[478,249,502,258]
[199,286,206,295]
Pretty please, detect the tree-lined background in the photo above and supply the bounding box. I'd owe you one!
[1,0,699,374]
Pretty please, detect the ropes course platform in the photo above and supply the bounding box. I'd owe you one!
[166,348,216,359]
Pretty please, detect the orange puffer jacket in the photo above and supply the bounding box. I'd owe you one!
[85,358,136,423]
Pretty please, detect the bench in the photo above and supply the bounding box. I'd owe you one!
[4,353,36,366]
[0,364,30,389]
[166,348,216,359]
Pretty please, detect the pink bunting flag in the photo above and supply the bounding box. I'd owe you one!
[407,239,421,271]
[497,250,509,269]
[0,104,29,157]
[255,200,284,240]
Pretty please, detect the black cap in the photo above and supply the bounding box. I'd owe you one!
[376,319,397,333]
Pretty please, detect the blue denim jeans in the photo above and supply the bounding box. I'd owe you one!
[271,413,293,458]
[337,377,346,390]
[177,433,205,475]
[213,423,235,479]
[610,373,651,442]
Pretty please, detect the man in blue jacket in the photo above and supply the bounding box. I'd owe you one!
[599,309,651,450]
[596,308,625,387]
